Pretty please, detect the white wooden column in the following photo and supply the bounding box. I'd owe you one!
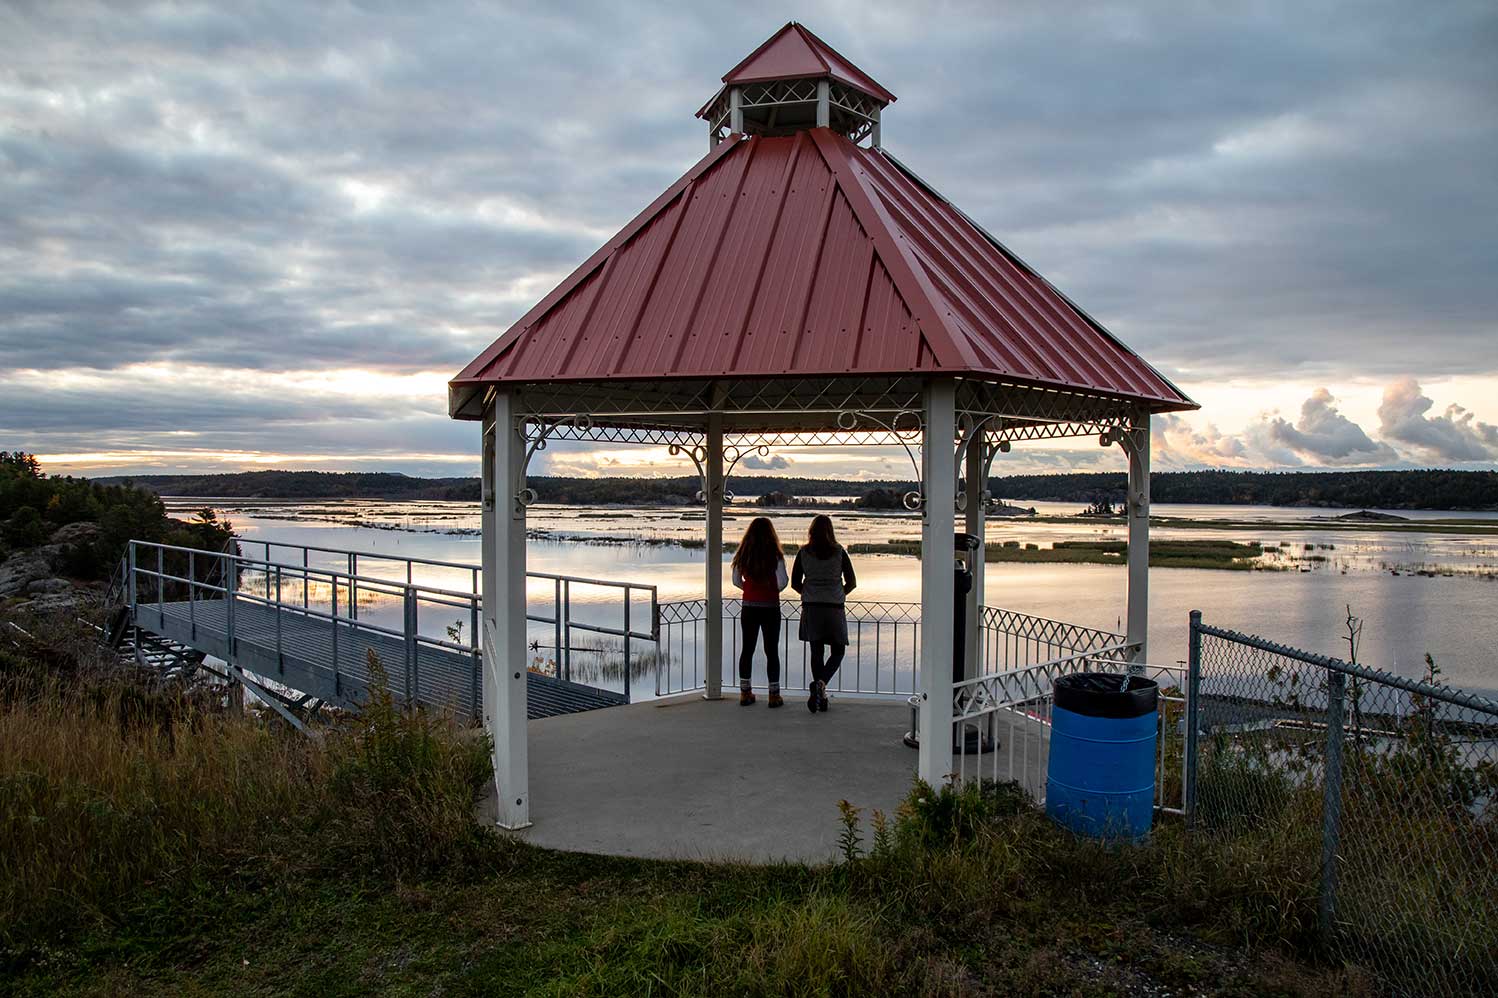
[704,414,725,699]
[482,393,530,829]
[918,379,957,785]
[963,427,986,680]
[1125,416,1151,669]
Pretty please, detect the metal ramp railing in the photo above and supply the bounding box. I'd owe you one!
[120,540,657,724]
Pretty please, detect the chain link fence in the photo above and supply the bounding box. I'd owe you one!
[1188,612,1498,997]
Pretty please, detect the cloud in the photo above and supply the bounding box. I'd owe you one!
[1259,388,1400,465]
[740,453,790,471]
[1377,377,1498,462]
[1153,414,1251,468]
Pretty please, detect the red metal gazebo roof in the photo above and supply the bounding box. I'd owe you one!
[452,127,1193,413]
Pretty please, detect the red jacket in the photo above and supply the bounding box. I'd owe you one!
[734,558,787,605]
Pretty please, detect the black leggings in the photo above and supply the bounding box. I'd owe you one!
[810,642,846,685]
[738,605,782,686]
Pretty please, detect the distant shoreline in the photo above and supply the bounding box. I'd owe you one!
[98,468,1498,512]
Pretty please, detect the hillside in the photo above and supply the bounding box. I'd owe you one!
[97,468,1498,510]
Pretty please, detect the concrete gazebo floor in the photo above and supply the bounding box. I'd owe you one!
[479,693,1049,864]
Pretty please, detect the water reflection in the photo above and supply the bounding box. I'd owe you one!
[175,498,1498,696]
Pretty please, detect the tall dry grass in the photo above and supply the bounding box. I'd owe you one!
[0,632,493,955]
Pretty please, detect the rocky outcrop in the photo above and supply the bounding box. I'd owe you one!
[0,521,106,598]
[0,550,52,597]
[50,521,103,547]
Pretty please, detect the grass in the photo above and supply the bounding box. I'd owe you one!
[0,617,1424,996]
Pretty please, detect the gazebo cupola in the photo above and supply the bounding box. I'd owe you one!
[697,22,895,148]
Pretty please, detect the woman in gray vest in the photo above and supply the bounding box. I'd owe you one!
[790,514,857,713]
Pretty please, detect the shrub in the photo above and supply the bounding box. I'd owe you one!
[3,506,45,549]
[320,651,495,878]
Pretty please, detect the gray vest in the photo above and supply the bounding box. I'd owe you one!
[798,547,847,605]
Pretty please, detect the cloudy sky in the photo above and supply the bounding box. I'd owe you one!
[3,0,1496,481]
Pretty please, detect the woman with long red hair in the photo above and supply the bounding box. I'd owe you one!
[731,516,789,707]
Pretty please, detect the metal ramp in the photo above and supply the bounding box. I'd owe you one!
[118,540,643,724]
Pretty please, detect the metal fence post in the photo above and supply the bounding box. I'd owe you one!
[275,564,283,675]
[225,557,237,663]
[1320,667,1348,942]
[1185,609,1203,826]
[470,594,481,718]
[348,552,358,621]
[188,550,197,639]
[623,589,632,704]
[403,586,418,703]
[554,577,563,671]
[127,543,137,611]
[562,578,572,682]
[331,575,340,697]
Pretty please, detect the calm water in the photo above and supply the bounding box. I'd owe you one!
[168,497,1498,697]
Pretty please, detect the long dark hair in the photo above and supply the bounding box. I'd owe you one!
[732,516,783,579]
[807,514,838,559]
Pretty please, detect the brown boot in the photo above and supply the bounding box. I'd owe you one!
[739,688,757,706]
[767,690,784,709]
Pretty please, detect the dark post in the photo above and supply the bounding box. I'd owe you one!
[1320,667,1347,942]
[1185,610,1203,825]
[623,589,632,704]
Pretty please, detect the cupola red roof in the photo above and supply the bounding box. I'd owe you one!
[451,127,1194,414]
[717,22,895,104]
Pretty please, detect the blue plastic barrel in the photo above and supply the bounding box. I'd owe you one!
[1046,673,1159,841]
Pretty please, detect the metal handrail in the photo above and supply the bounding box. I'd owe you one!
[234,536,478,574]
[124,539,659,706]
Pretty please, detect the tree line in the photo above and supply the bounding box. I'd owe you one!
[96,467,1498,510]
[3,452,234,581]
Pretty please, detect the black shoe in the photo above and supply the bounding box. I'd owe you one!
[817,686,830,712]
[807,681,821,713]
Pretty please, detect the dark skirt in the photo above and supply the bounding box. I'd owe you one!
[798,603,848,646]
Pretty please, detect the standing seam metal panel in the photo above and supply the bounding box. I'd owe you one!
[859,155,1127,392]
[622,146,754,376]
[859,149,1173,398]
[453,130,1192,409]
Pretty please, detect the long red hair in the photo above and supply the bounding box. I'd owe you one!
[732,516,783,579]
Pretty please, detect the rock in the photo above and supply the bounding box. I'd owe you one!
[49,521,102,546]
[17,590,88,614]
[0,550,52,597]
[26,577,72,595]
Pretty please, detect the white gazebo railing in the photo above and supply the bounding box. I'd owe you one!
[654,598,1129,700]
